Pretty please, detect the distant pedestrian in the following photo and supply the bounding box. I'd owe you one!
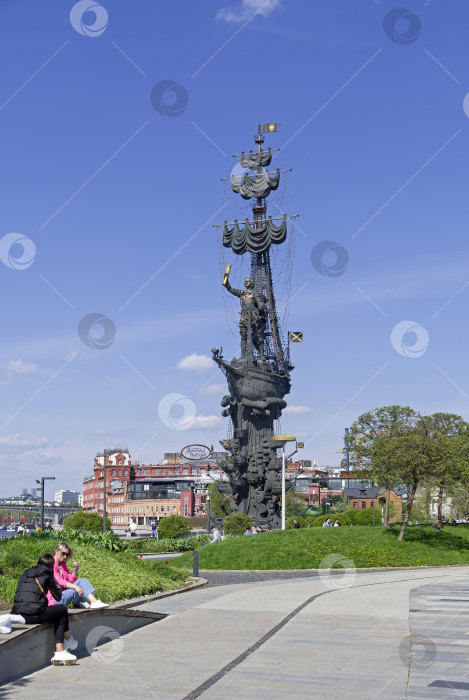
[256,526,262,533]
[45,520,53,531]
[243,528,252,536]
[210,527,222,543]
[293,519,300,529]
[333,519,341,527]
[322,518,332,528]
[151,521,158,539]
[35,523,41,532]
[251,526,257,535]
[433,521,440,532]
[17,523,25,535]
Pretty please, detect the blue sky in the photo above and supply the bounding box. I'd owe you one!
[1,0,469,497]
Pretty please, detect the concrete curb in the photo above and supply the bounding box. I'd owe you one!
[110,577,208,609]
[193,564,469,573]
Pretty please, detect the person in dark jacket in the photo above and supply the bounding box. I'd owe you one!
[11,553,78,665]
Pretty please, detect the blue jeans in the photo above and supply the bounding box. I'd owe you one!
[56,578,95,606]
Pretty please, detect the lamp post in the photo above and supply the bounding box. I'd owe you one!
[35,477,55,530]
[272,434,296,531]
[206,495,211,533]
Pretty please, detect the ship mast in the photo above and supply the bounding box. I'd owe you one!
[251,123,284,369]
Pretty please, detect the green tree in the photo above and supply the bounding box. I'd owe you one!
[446,482,469,519]
[223,512,252,536]
[346,405,417,526]
[284,489,308,517]
[423,413,469,528]
[372,414,448,541]
[157,514,191,539]
[207,483,232,518]
[63,511,111,532]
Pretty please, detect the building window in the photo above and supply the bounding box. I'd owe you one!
[362,502,366,510]
[183,469,188,475]
[173,506,176,512]
[124,469,127,476]
[166,506,170,512]
[145,469,149,476]
[144,484,149,491]
[112,469,116,476]
[175,469,179,475]
[118,470,121,476]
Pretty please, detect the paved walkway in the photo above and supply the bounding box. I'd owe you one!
[2,567,469,699]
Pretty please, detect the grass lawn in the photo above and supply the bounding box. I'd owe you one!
[172,525,469,571]
[0,533,189,609]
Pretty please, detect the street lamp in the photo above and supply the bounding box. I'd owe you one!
[206,495,211,533]
[272,434,297,531]
[35,477,55,530]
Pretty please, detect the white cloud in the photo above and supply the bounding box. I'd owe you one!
[7,360,39,375]
[34,449,63,465]
[176,353,213,373]
[217,0,281,24]
[283,405,312,415]
[190,415,223,429]
[0,434,48,454]
[200,383,226,395]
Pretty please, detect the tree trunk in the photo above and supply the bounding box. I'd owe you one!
[398,483,417,542]
[437,485,444,529]
[383,488,390,527]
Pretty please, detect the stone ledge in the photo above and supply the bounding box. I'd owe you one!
[0,577,207,686]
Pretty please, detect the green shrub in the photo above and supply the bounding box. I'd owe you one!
[223,512,252,536]
[286,517,306,529]
[156,515,191,539]
[354,507,379,525]
[63,512,111,533]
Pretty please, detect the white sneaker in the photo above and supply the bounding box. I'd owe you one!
[77,602,91,609]
[90,600,109,609]
[51,650,77,666]
[64,634,78,651]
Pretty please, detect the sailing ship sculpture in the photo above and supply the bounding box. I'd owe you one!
[212,123,297,528]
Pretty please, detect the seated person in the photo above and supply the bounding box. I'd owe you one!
[46,542,108,610]
[11,553,78,665]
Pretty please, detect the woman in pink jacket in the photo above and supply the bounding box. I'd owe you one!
[46,541,109,610]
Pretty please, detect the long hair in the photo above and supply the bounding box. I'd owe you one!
[37,553,55,571]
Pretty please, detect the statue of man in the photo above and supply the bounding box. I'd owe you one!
[224,276,267,358]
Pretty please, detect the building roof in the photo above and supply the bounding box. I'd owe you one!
[344,486,380,499]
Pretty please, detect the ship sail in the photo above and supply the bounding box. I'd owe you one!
[223,215,287,255]
[231,170,280,200]
[240,148,272,169]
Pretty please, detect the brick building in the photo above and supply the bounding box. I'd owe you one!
[82,449,226,525]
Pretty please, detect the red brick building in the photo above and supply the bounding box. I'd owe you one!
[83,450,226,525]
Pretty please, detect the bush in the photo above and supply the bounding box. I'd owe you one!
[354,507,379,525]
[63,512,111,533]
[157,515,191,539]
[286,517,306,529]
[223,512,252,536]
